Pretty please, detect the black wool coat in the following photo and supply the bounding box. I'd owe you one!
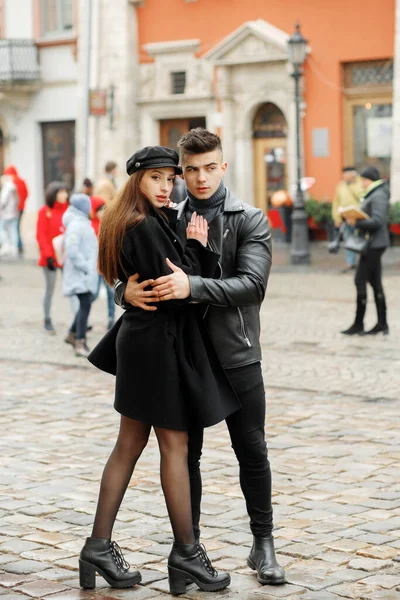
[88,207,241,431]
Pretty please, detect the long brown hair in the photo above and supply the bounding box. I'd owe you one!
[98,171,148,285]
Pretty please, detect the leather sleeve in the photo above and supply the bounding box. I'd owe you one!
[114,279,128,309]
[188,209,272,307]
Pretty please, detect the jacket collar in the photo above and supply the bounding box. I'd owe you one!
[176,187,244,220]
[363,180,385,199]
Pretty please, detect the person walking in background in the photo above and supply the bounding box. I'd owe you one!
[90,196,116,329]
[341,166,390,336]
[94,161,118,204]
[3,166,29,256]
[63,194,98,357]
[332,166,362,272]
[0,173,20,259]
[36,182,69,334]
[82,178,94,197]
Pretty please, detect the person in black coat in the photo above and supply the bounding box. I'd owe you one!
[341,166,390,335]
[79,147,238,595]
[114,129,286,587]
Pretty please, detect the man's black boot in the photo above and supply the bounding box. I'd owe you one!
[247,536,286,585]
[79,537,141,589]
[168,541,230,595]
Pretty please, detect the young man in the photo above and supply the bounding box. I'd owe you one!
[114,129,285,585]
[332,166,362,272]
[94,161,118,204]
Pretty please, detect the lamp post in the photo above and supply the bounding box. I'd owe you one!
[287,22,310,264]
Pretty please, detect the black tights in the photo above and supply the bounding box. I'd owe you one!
[91,416,194,545]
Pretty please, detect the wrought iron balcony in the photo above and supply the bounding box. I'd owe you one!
[0,39,40,87]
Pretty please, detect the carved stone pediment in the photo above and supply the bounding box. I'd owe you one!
[205,19,289,66]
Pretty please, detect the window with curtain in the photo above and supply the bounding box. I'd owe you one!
[42,0,73,36]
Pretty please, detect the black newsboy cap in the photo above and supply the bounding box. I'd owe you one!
[126,146,183,176]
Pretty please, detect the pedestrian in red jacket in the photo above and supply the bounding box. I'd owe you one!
[3,165,29,256]
[36,181,68,334]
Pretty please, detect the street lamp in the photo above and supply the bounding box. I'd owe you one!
[287,22,310,264]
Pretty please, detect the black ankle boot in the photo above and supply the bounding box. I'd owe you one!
[168,541,230,595]
[365,323,389,335]
[79,537,141,589]
[341,323,365,335]
[247,536,286,585]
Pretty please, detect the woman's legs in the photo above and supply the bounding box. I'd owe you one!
[69,292,92,339]
[367,248,388,333]
[342,255,366,335]
[154,427,195,544]
[91,416,151,540]
[43,267,57,325]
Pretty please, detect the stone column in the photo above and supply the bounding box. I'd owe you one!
[390,0,400,202]
[75,0,140,186]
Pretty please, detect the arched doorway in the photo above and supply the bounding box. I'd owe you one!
[253,103,288,212]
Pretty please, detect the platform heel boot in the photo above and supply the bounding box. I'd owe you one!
[79,537,141,589]
[168,541,230,595]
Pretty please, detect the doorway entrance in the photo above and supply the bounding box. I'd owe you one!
[41,121,75,192]
[160,117,206,149]
[253,103,288,213]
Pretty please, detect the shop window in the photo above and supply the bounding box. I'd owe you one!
[42,0,73,36]
[171,71,186,94]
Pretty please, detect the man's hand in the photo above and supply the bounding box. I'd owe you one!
[152,259,190,301]
[124,273,159,311]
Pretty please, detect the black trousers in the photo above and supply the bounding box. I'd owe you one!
[69,292,92,339]
[188,361,273,538]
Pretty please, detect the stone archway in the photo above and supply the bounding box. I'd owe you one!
[252,102,288,212]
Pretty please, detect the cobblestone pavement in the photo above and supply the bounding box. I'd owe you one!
[0,245,400,599]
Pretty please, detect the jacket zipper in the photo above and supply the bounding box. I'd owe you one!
[237,307,252,347]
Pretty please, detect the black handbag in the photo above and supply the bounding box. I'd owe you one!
[344,233,370,255]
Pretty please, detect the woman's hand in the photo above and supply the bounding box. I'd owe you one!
[186,211,208,247]
[346,218,357,227]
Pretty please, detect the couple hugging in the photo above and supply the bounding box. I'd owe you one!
[80,128,285,595]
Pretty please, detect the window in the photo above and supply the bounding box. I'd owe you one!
[343,60,393,88]
[171,71,186,95]
[42,0,73,36]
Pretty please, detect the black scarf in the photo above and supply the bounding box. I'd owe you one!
[186,181,226,224]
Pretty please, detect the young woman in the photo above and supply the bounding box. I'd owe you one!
[341,166,390,336]
[36,182,69,334]
[80,146,239,595]
[63,194,98,357]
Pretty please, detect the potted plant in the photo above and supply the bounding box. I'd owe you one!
[305,199,335,240]
[389,202,400,234]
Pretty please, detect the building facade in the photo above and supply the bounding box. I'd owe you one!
[0,0,396,229]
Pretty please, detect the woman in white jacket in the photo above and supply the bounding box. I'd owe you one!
[0,174,19,258]
[63,194,98,357]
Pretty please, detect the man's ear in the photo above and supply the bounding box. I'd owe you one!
[221,162,228,176]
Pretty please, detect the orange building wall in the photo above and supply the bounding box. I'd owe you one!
[137,0,395,200]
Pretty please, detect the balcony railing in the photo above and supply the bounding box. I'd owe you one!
[0,39,40,85]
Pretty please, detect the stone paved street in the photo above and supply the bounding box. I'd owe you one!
[1,245,400,599]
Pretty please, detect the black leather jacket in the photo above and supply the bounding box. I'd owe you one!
[114,189,272,370]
